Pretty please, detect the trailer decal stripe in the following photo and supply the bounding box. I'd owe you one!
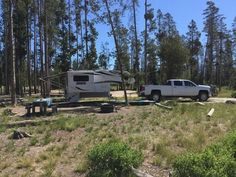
[96,71,115,76]
[94,81,122,83]
[76,87,88,91]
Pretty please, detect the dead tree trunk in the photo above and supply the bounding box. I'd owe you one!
[104,0,128,105]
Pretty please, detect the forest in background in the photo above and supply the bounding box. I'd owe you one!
[1,0,236,105]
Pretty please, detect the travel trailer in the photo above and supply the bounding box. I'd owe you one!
[65,70,122,102]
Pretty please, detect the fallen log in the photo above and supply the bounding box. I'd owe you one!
[12,130,32,139]
[132,167,154,177]
[155,103,172,110]
[207,108,215,117]
[225,100,236,104]
[196,102,205,106]
[5,118,58,128]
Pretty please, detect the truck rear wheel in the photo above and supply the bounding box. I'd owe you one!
[199,92,208,102]
[151,92,161,102]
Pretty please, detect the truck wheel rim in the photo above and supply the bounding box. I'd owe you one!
[153,95,159,101]
[201,94,207,100]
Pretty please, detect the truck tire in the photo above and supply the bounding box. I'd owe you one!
[151,91,161,102]
[199,91,208,102]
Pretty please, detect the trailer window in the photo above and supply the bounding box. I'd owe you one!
[174,81,183,86]
[73,75,89,82]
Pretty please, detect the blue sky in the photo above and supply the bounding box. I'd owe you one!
[96,0,236,54]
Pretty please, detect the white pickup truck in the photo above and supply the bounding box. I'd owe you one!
[139,79,211,102]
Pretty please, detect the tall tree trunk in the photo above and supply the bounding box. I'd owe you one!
[44,0,50,97]
[76,28,79,69]
[80,14,84,63]
[9,0,17,105]
[75,1,84,69]
[84,0,88,69]
[27,3,32,96]
[68,0,72,68]
[33,0,37,94]
[218,32,223,91]
[144,0,148,84]
[3,3,9,95]
[38,0,44,96]
[104,0,128,105]
[132,0,139,89]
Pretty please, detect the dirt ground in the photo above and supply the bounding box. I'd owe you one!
[1,91,236,177]
[3,94,236,118]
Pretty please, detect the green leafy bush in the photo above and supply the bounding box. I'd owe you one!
[88,140,143,177]
[231,92,236,98]
[173,131,236,177]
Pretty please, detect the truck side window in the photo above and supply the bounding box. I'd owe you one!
[73,75,89,82]
[184,81,195,87]
[174,81,183,86]
[165,81,171,85]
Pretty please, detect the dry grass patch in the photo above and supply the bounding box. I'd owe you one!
[0,103,235,176]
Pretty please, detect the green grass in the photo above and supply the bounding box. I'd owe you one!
[50,115,94,132]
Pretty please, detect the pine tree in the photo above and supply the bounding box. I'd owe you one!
[87,21,98,69]
[98,42,110,69]
[186,20,202,82]
[159,36,189,80]
[155,9,165,43]
[74,0,84,69]
[203,0,220,83]
[163,13,178,37]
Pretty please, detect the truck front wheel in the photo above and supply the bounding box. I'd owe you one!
[199,92,208,102]
[151,92,161,102]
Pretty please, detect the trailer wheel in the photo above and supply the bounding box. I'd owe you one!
[151,91,161,102]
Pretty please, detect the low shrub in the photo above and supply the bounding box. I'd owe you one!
[173,131,236,177]
[88,140,143,177]
[2,108,14,116]
[231,92,236,98]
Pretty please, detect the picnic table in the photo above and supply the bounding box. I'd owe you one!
[25,98,57,116]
